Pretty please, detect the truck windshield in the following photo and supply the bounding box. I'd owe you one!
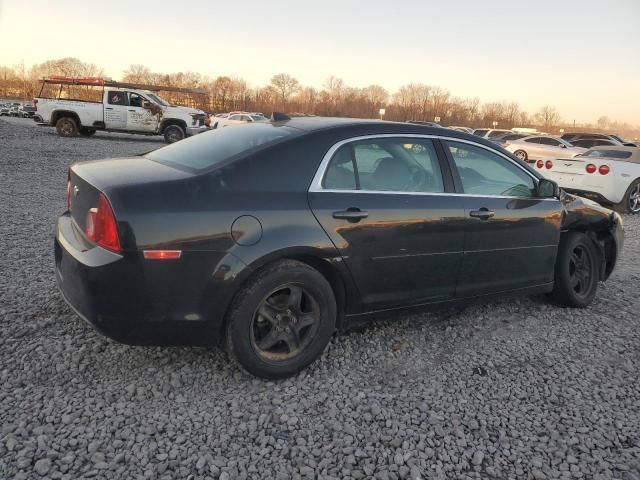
[146,93,170,106]
[145,123,301,172]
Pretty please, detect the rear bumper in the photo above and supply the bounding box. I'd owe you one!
[55,212,240,346]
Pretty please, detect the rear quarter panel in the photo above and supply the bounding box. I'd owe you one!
[37,98,103,126]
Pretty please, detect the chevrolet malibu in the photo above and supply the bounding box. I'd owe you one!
[55,118,624,378]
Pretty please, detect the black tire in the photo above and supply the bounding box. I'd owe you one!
[513,150,528,162]
[79,127,96,137]
[551,232,600,308]
[163,124,186,143]
[55,117,78,137]
[612,179,640,214]
[225,259,336,379]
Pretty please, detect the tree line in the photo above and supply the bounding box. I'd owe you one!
[1,57,637,137]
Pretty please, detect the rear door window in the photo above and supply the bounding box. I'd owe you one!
[107,91,126,106]
[524,137,542,144]
[323,138,445,193]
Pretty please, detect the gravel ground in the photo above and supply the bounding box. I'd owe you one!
[1,115,639,480]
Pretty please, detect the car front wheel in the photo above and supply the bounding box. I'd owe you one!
[225,260,336,379]
[551,232,600,308]
[163,124,186,143]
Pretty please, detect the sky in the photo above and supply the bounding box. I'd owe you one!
[0,0,639,125]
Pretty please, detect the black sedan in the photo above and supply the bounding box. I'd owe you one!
[55,117,624,378]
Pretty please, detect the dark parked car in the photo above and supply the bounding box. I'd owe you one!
[18,105,37,118]
[570,138,619,149]
[55,118,624,378]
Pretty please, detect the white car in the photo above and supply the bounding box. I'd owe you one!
[211,112,268,128]
[448,126,474,134]
[472,128,513,139]
[504,135,586,163]
[534,146,640,213]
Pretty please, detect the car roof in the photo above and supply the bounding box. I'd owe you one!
[272,117,504,144]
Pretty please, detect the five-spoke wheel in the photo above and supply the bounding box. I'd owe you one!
[251,285,320,362]
[552,232,599,307]
[225,260,336,379]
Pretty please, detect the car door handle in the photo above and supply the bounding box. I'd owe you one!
[128,109,136,112]
[105,107,113,110]
[469,208,495,220]
[332,208,368,222]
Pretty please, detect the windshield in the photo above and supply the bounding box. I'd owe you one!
[145,122,301,171]
[250,114,267,121]
[146,93,170,106]
[582,149,632,159]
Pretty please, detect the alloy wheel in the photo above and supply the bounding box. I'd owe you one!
[568,245,594,297]
[629,183,640,213]
[250,285,320,362]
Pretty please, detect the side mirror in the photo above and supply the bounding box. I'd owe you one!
[537,178,559,199]
[142,100,152,109]
[560,144,566,148]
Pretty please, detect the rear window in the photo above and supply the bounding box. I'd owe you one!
[145,123,300,171]
[583,149,632,159]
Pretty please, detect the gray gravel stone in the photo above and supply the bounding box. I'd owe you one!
[0,116,639,479]
[34,458,51,476]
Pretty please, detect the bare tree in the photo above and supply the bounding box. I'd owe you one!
[270,73,300,109]
[534,105,561,130]
[122,64,153,84]
[597,116,610,130]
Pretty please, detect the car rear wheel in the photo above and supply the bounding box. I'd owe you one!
[225,260,336,379]
[614,179,640,214]
[513,150,528,162]
[55,117,78,137]
[551,232,599,308]
[163,124,185,143]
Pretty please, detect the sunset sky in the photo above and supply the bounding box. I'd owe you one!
[1,0,638,125]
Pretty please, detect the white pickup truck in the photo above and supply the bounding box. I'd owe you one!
[35,81,209,143]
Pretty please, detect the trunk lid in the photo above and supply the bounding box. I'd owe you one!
[551,157,587,175]
[69,156,193,233]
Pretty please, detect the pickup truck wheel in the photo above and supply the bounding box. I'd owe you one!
[551,232,599,308]
[79,128,96,137]
[613,179,640,214]
[164,124,185,143]
[55,117,78,137]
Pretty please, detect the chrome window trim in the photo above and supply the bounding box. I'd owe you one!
[309,134,551,200]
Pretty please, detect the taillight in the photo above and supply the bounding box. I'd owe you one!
[536,160,544,168]
[32,98,38,111]
[545,160,553,169]
[586,164,597,174]
[598,165,610,175]
[85,193,120,252]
